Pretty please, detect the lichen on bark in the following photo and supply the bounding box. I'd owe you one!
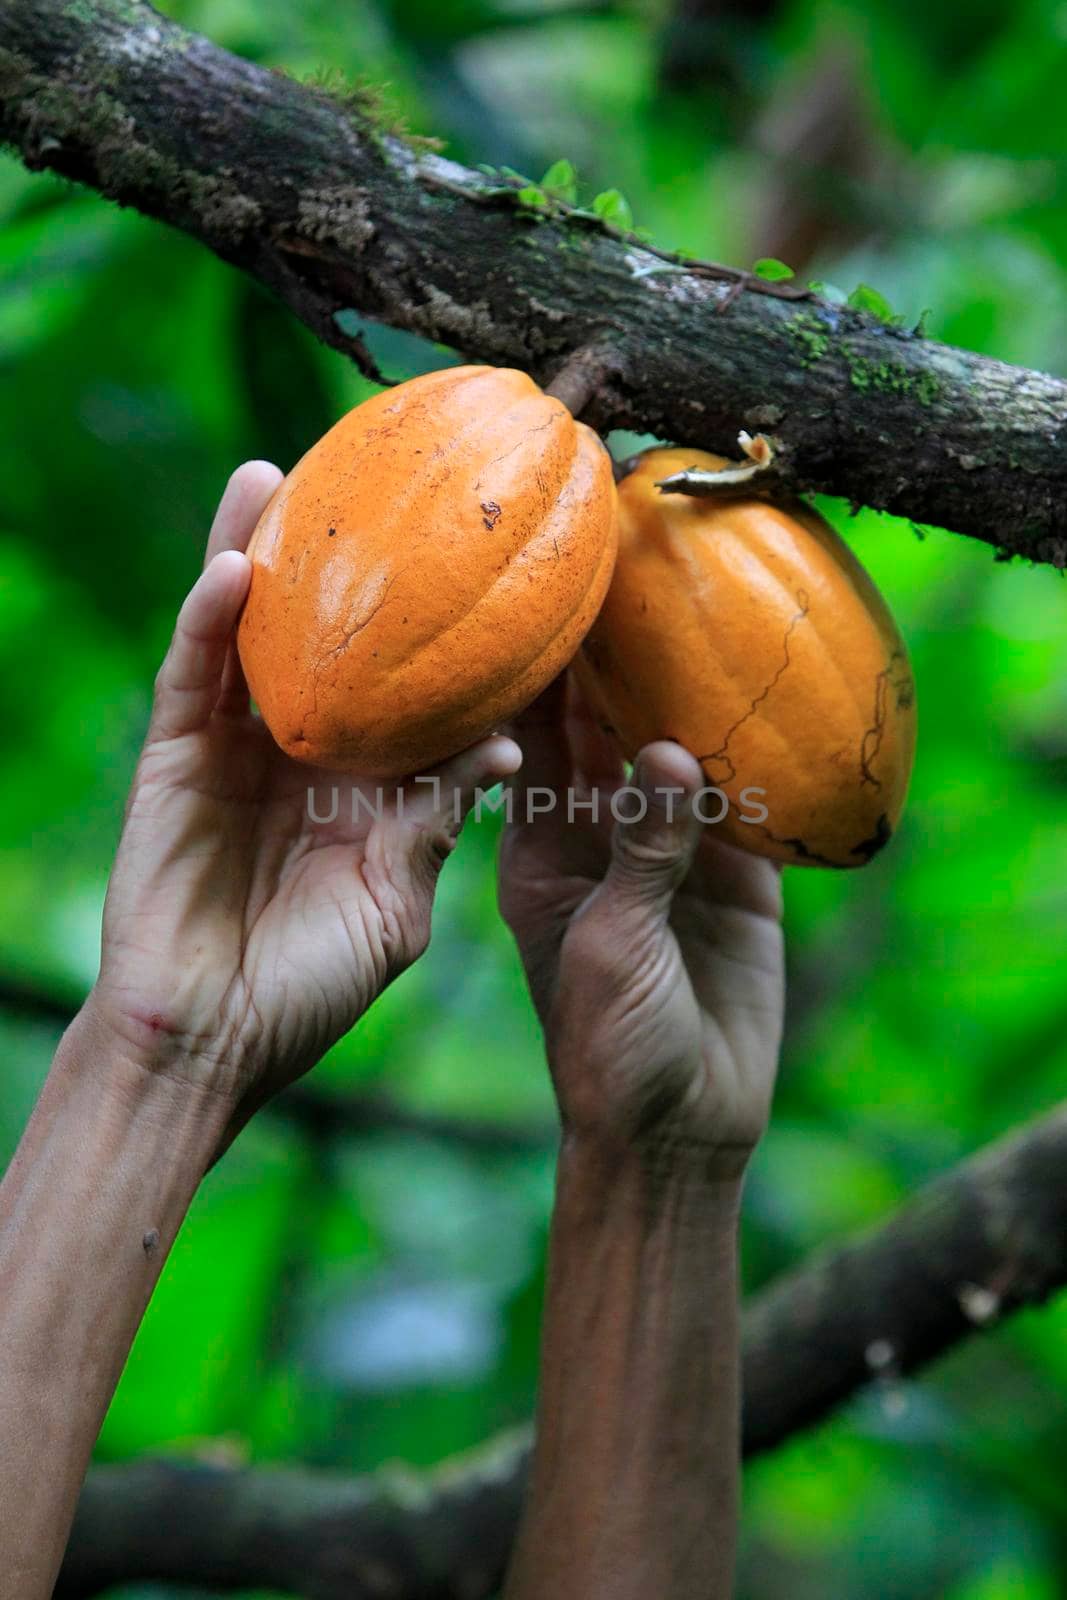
[2,0,1067,567]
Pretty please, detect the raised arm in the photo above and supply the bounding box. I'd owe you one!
[0,464,520,1600]
[498,681,785,1599]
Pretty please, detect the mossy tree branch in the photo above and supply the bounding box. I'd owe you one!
[57,1102,1067,1597]
[3,0,1067,562]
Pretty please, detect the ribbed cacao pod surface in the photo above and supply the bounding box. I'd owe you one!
[572,447,917,868]
[237,365,618,776]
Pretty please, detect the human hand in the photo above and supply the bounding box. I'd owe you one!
[499,677,784,1177]
[88,462,521,1131]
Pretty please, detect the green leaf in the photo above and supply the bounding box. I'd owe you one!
[847,282,903,324]
[499,166,533,184]
[808,279,848,305]
[591,189,634,230]
[540,159,577,204]
[753,257,795,281]
[516,185,549,210]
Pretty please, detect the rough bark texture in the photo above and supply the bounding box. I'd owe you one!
[4,0,1067,563]
[57,1103,1067,1598]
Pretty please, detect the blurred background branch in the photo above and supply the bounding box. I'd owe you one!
[4,0,1067,560]
[0,975,554,1153]
[60,1438,530,1599]
[55,1099,1067,1596]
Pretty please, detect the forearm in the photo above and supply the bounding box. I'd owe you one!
[505,1134,744,1600]
[0,1002,230,1599]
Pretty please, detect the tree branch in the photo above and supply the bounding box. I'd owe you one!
[57,1101,1067,1596]
[741,1100,1067,1452]
[3,0,1067,562]
[60,1434,531,1599]
[281,1083,554,1155]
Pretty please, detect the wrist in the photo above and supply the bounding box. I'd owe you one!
[74,987,242,1112]
[554,1076,757,1195]
[555,1128,745,1234]
[58,996,236,1162]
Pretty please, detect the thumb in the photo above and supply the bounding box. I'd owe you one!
[364,734,524,974]
[404,733,524,865]
[604,741,705,917]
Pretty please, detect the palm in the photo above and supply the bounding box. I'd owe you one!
[102,702,437,1099]
[93,462,520,1119]
[500,679,785,1156]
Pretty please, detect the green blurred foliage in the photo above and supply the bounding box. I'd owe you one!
[3,0,1067,1594]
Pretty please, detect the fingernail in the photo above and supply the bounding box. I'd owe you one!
[495,738,523,775]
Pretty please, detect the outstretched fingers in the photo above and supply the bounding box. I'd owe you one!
[202,460,283,568]
[149,462,281,739]
[149,551,252,740]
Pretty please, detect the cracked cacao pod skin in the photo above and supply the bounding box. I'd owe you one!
[573,448,916,868]
[237,365,617,776]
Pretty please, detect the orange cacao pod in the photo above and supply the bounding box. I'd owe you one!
[237,366,617,776]
[573,448,917,868]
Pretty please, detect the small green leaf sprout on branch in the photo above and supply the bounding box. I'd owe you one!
[754,262,913,328]
[845,282,906,325]
[540,158,578,205]
[470,158,652,240]
[752,257,795,282]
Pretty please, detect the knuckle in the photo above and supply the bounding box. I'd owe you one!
[614,832,685,878]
